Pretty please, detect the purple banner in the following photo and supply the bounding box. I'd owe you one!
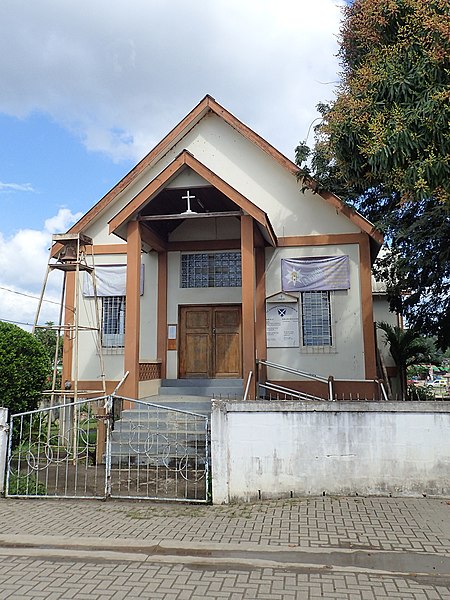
[282,256,350,292]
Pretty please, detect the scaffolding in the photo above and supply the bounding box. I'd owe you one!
[33,233,106,406]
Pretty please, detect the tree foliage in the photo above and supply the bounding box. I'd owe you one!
[297,0,450,348]
[0,321,50,415]
[377,321,434,399]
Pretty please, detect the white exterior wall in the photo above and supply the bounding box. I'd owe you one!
[0,407,8,493]
[75,251,159,383]
[373,294,399,370]
[265,244,365,379]
[83,113,361,244]
[73,110,374,385]
[211,401,450,503]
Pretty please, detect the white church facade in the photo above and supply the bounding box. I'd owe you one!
[58,95,396,401]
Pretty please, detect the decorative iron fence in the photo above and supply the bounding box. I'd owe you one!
[6,395,210,503]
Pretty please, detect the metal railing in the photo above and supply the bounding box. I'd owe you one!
[6,394,210,503]
[258,359,390,402]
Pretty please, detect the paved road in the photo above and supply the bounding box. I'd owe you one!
[0,496,449,599]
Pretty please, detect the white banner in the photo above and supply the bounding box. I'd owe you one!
[83,265,144,297]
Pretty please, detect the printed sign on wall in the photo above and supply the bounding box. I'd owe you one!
[266,303,299,348]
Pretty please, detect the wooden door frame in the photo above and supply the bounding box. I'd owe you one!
[178,304,242,379]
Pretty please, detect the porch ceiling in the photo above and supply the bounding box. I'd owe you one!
[138,185,239,239]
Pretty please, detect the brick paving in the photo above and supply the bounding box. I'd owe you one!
[0,496,449,599]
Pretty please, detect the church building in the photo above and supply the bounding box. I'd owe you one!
[59,95,392,401]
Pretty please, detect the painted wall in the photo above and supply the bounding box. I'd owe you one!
[75,250,158,383]
[74,109,375,385]
[0,407,7,493]
[82,112,362,244]
[265,244,365,380]
[211,401,450,503]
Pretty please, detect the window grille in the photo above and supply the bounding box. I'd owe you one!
[102,296,126,348]
[301,291,332,346]
[181,252,242,288]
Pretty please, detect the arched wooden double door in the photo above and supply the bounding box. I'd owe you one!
[179,305,242,378]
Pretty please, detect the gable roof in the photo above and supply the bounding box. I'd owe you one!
[109,150,277,247]
[67,94,383,249]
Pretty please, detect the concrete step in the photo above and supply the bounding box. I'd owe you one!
[109,395,210,465]
[124,396,212,416]
[159,379,243,399]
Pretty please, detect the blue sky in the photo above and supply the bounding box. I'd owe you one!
[0,113,132,235]
[0,0,346,328]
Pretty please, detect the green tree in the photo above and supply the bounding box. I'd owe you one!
[297,0,450,348]
[377,322,434,399]
[33,321,63,388]
[0,321,51,414]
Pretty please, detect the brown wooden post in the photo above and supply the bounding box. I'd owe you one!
[241,216,256,399]
[359,236,377,379]
[255,245,267,393]
[62,271,75,388]
[122,221,141,402]
[157,251,168,379]
[95,406,106,464]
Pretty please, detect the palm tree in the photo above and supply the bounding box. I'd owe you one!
[377,322,433,400]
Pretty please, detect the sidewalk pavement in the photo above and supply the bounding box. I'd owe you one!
[0,496,449,599]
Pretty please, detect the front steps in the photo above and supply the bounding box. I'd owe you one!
[108,379,242,467]
[159,378,244,400]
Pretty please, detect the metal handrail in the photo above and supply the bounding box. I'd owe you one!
[257,359,328,383]
[243,370,253,401]
[260,382,326,402]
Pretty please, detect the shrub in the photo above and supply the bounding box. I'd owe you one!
[0,321,50,415]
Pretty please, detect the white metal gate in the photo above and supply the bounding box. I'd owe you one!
[6,395,210,502]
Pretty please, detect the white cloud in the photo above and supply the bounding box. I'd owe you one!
[0,181,35,192]
[0,0,345,162]
[0,208,82,329]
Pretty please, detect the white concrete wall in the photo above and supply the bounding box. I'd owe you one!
[211,401,450,503]
[0,407,8,494]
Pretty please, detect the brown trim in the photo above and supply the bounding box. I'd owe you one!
[65,98,210,237]
[108,151,277,248]
[255,246,266,363]
[123,221,141,400]
[241,215,256,399]
[62,271,75,388]
[183,154,277,247]
[169,239,241,252]
[157,252,168,379]
[140,225,168,252]
[91,244,126,255]
[65,94,381,249]
[268,379,382,401]
[278,233,367,247]
[359,235,377,379]
[316,190,384,246]
[108,153,186,234]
